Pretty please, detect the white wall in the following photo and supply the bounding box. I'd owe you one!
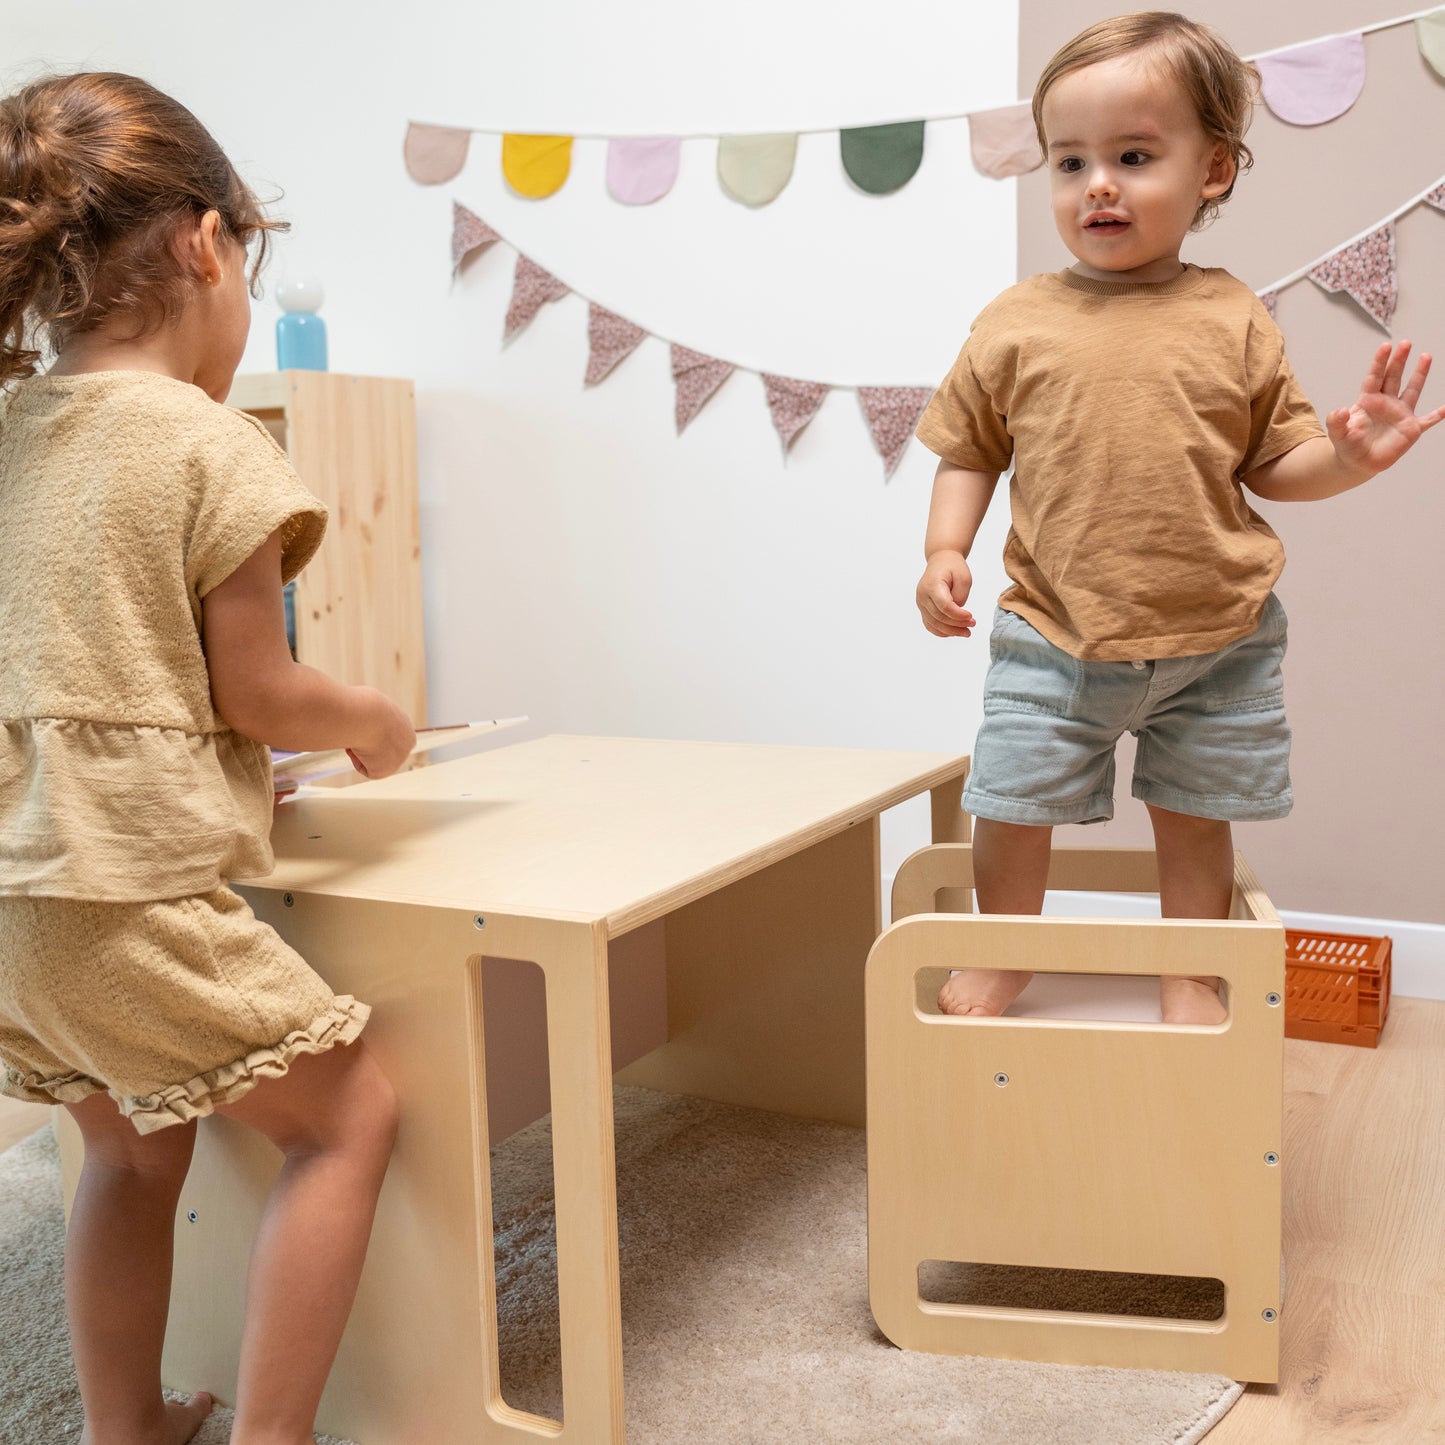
[6,0,1018,874]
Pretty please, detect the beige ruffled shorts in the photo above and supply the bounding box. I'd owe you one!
[0,886,368,1133]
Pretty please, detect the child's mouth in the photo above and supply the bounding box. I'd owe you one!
[1086,219,1128,233]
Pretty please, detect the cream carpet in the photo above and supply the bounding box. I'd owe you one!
[0,1089,1241,1443]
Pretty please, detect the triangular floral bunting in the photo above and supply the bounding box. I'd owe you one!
[1308,223,1397,332]
[1260,291,1279,320]
[586,304,647,385]
[451,202,500,273]
[671,346,734,433]
[762,375,829,453]
[857,386,932,480]
[1426,183,1445,214]
[504,255,570,341]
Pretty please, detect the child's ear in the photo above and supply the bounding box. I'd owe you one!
[1201,142,1235,200]
[174,210,225,285]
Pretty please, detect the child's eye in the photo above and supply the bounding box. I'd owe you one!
[1120,150,1148,166]
[1058,157,1084,173]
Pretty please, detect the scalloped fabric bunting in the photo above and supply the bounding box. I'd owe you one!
[503,134,574,198]
[840,121,926,195]
[858,386,932,479]
[717,133,798,206]
[504,255,570,340]
[1308,223,1397,332]
[1257,35,1366,126]
[405,123,471,184]
[968,103,1043,179]
[607,137,682,205]
[1418,9,1445,79]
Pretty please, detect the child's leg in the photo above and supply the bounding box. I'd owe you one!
[62,1093,215,1445]
[1147,802,1233,1025]
[215,1040,397,1445]
[937,817,1053,1015]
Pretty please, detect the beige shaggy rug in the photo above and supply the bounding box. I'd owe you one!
[0,1089,1241,1443]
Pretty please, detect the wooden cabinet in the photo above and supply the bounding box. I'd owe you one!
[226,371,427,725]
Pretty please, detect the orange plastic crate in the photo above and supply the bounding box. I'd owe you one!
[1283,928,1391,1048]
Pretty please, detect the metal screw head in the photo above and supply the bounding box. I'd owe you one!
[993,1072,1010,1087]
[1262,1307,1278,1322]
[282,893,294,908]
[1266,992,1283,1007]
[473,915,486,929]
[187,1210,198,1223]
[1265,1151,1280,1166]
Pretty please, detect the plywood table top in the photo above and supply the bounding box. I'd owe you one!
[246,734,967,935]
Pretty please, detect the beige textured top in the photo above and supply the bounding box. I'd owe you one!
[0,371,326,900]
[916,265,1324,660]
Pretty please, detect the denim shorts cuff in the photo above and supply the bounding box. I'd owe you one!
[1131,779,1293,822]
[963,785,1115,827]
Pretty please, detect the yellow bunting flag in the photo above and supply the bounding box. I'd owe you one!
[502,134,574,198]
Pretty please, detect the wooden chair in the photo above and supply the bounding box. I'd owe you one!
[865,843,1285,1382]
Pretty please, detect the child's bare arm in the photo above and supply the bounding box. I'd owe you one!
[202,528,416,777]
[1243,341,1445,502]
[917,460,1000,638]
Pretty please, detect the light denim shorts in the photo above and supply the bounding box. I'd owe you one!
[963,595,1292,826]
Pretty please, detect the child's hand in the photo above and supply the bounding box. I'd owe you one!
[1326,341,1445,478]
[347,691,417,780]
[917,551,978,637]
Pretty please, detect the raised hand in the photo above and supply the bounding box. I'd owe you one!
[1326,341,1445,476]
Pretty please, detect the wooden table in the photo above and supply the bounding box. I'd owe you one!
[138,735,970,1442]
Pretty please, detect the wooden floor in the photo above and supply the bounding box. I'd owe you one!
[3,998,1442,1443]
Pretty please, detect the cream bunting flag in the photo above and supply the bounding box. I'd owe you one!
[762,375,830,454]
[717,134,798,206]
[857,387,932,480]
[672,345,734,432]
[1308,223,1397,332]
[504,256,570,341]
[585,304,647,384]
[1418,9,1445,79]
[405,123,471,184]
[451,202,501,273]
[968,103,1043,179]
[1257,35,1366,125]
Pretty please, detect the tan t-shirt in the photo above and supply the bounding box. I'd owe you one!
[915,265,1324,660]
[0,370,326,900]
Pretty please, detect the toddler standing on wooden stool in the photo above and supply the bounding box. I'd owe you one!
[913,12,1444,1023]
[0,72,415,1444]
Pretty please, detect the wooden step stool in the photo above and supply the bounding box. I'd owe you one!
[865,843,1285,1382]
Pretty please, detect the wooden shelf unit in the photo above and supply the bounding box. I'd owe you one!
[226,371,427,725]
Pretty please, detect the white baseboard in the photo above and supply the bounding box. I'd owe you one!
[880,879,1445,1001]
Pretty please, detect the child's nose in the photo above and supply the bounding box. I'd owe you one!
[1086,167,1118,199]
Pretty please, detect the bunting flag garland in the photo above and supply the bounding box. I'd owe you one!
[1307,223,1398,332]
[858,388,934,481]
[1427,182,1445,212]
[502,134,574,198]
[504,255,570,340]
[762,375,830,453]
[607,137,682,205]
[451,202,500,272]
[968,103,1042,180]
[717,133,797,207]
[840,121,926,195]
[1260,291,1279,320]
[406,7,1445,202]
[586,304,647,384]
[1256,34,1366,126]
[672,346,735,433]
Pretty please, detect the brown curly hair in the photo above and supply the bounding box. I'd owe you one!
[1032,12,1260,229]
[0,71,287,388]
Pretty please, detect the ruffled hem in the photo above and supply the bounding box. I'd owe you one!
[1,996,370,1133]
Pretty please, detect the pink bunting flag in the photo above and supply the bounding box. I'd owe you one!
[405,123,471,184]
[1259,291,1279,320]
[451,202,500,273]
[1257,35,1366,126]
[1426,183,1445,214]
[857,386,932,480]
[585,304,647,384]
[1308,223,1397,332]
[504,255,569,341]
[761,375,829,454]
[671,345,734,433]
[967,103,1043,179]
[606,137,683,205]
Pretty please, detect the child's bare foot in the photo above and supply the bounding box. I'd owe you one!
[1160,975,1227,1025]
[167,1393,215,1444]
[938,968,1034,1016]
